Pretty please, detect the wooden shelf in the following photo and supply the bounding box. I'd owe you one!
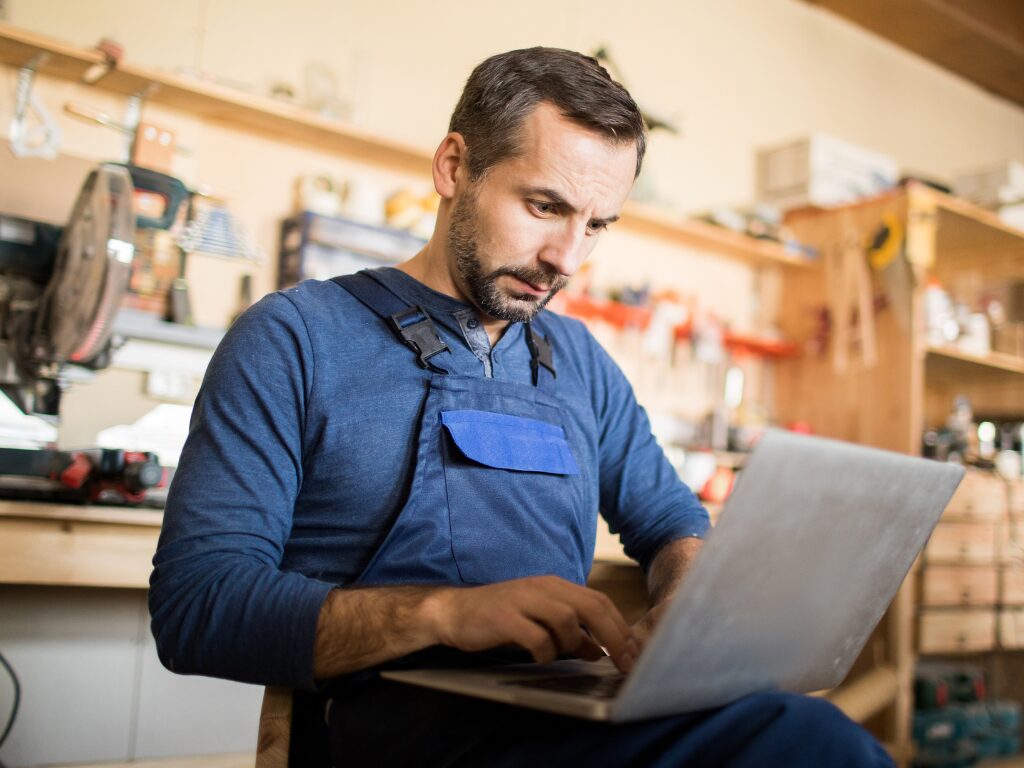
[620,201,817,269]
[0,21,817,271]
[906,184,1024,280]
[926,345,1024,379]
[0,21,433,175]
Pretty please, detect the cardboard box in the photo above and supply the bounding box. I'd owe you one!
[756,133,898,210]
[953,161,1024,209]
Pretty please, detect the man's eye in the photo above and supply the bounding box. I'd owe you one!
[587,220,608,233]
[530,201,555,215]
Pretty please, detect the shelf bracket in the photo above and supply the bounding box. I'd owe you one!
[8,53,62,159]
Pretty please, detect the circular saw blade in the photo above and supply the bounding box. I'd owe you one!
[42,163,135,365]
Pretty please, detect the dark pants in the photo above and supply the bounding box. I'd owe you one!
[326,675,895,768]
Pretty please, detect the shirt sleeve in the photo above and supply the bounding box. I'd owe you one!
[148,291,334,690]
[584,328,711,570]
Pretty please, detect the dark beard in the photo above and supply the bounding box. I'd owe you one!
[447,190,567,323]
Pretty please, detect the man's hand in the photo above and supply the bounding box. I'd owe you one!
[430,576,639,672]
[314,576,639,681]
[633,536,704,648]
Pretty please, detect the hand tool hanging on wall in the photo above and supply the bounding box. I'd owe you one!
[827,230,877,374]
[7,53,61,159]
[868,212,915,334]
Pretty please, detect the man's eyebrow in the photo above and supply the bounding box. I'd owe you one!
[519,186,620,226]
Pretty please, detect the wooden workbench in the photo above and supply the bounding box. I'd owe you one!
[0,499,163,588]
[0,496,898,748]
[0,501,635,591]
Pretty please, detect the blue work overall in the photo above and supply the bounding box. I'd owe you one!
[337,269,589,589]
[316,270,894,768]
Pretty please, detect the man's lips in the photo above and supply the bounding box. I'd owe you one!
[509,275,550,296]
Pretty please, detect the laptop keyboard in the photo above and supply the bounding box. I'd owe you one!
[502,673,626,699]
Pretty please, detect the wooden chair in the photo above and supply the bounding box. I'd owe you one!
[255,686,292,768]
[252,565,648,766]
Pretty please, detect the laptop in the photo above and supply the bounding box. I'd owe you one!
[383,430,964,722]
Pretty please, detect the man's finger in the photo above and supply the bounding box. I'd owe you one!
[509,615,559,664]
[538,579,634,644]
[536,583,635,672]
[575,633,606,662]
[527,598,589,657]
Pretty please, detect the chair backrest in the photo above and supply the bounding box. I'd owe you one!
[255,686,293,768]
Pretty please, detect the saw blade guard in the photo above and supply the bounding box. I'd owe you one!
[38,163,136,366]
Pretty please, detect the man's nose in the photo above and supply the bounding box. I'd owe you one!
[539,221,587,277]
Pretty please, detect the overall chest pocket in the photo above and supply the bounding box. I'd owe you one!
[439,409,586,585]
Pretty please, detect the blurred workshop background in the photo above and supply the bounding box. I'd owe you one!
[0,1,1022,767]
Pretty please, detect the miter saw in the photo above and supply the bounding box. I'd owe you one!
[0,163,136,417]
[0,162,188,417]
[0,162,187,504]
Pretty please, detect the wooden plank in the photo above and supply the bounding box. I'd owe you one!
[926,346,1024,377]
[800,0,1024,108]
[619,201,816,269]
[825,665,899,724]
[0,515,159,588]
[0,19,106,79]
[0,499,164,527]
[892,579,915,762]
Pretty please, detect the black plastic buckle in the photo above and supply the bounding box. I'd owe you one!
[387,306,451,373]
[525,323,556,386]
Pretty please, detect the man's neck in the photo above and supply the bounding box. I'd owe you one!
[398,244,510,346]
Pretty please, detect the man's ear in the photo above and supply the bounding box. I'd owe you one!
[432,132,466,200]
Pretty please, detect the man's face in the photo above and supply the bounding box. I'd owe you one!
[446,103,638,325]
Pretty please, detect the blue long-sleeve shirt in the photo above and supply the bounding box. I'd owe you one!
[149,268,709,690]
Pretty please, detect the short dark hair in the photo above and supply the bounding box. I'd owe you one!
[449,47,647,180]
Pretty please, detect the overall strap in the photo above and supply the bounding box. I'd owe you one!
[332,270,451,374]
[524,320,556,391]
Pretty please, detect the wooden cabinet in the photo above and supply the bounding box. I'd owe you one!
[774,184,1024,763]
[999,609,1024,649]
[925,521,998,564]
[919,610,997,654]
[945,471,1007,520]
[920,566,997,607]
[1002,568,1024,605]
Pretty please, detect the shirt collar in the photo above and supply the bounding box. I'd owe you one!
[372,267,526,354]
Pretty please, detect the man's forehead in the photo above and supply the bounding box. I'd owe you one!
[516,103,628,155]
[495,104,637,210]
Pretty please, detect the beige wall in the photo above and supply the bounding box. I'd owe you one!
[7,0,1023,211]
[1,0,1022,443]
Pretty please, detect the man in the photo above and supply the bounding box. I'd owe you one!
[150,48,892,766]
